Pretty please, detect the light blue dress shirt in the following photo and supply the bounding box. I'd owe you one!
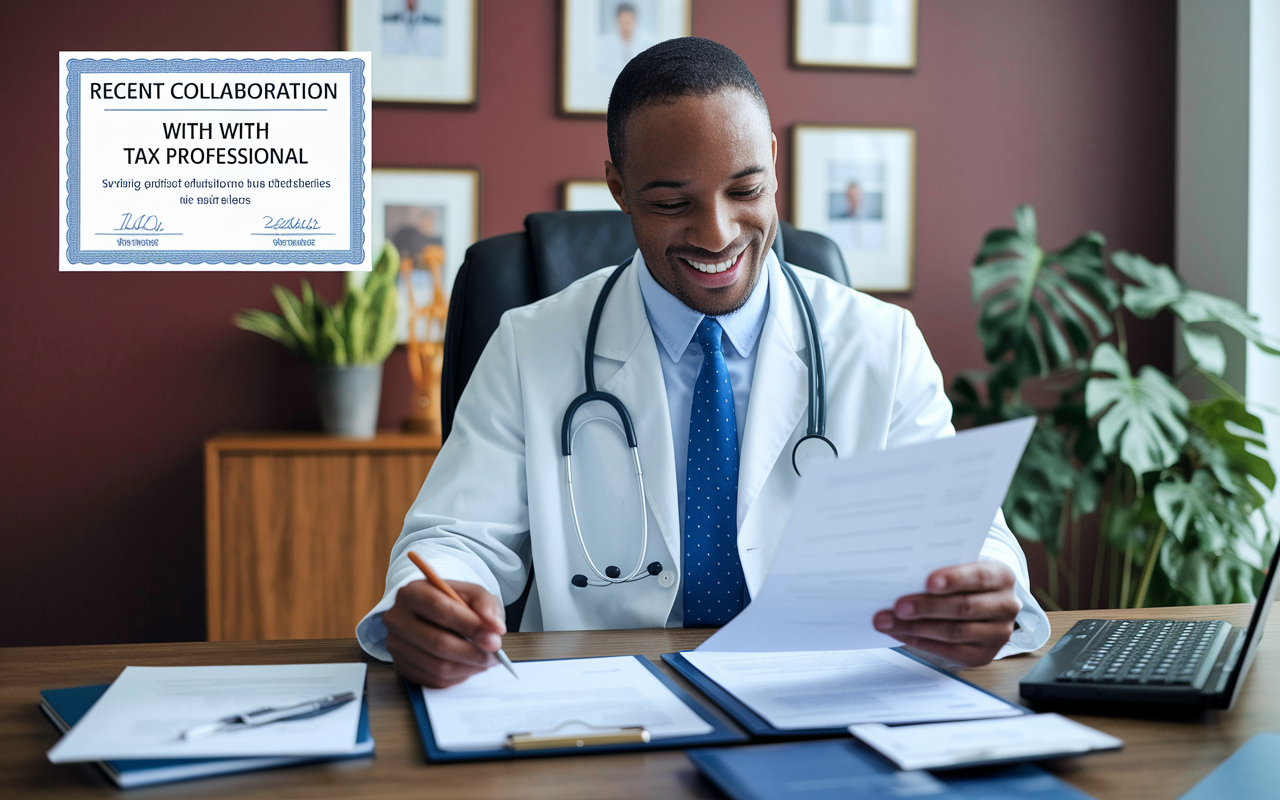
[634,250,773,625]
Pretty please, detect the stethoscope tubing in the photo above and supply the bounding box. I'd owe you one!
[561,251,834,588]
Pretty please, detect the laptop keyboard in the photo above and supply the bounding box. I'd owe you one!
[1055,619,1229,686]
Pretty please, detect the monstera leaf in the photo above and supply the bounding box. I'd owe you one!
[972,205,1118,379]
[1085,343,1188,477]
[1186,399,1275,508]
[950,362,1032,428]
[1112,252,1280,377]
[1153,469,1268,605]
[1003,421,1076,551]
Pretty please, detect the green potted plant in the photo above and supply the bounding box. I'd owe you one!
[234,242,401,437]
[952,205,1278,611]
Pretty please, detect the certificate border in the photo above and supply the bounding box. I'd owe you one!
[63,57,368,266]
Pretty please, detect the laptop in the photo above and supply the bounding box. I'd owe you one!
[1020,540,1279,710]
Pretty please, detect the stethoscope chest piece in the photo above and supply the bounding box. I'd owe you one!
[792,434,838,477]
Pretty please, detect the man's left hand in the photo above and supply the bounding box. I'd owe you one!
[873,562,1020,668]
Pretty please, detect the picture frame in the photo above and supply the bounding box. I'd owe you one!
[793,0,917,70]
[562,180,621,211]
[346,0,478,104]
[560,0,692,115]
[370,168,480,341]
[791,125,916,293]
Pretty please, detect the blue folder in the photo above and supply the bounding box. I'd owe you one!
[663,648,1029,738]
[40,684,374,789]
[405,654,746,762]
[689,739,1097,800]
[1178,732,1280,799]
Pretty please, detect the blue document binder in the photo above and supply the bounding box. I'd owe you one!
[405,655,746,762]
[1178,732,1279,799]
[663,648,1029,738]
[689,739,1097,800]
[40,684,374,789]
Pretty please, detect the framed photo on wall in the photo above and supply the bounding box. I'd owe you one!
[562,180,621,211]
[371,168,479,340]
[346,0,478,104]
[561,0,692,115]
[791,125,915,293]
[793,0,917,70]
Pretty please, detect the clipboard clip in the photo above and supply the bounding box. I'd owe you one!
[506,719,651,750]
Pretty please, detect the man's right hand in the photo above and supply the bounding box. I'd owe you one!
[383,578,507,688]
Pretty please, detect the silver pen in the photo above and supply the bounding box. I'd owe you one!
[179,691,357,741]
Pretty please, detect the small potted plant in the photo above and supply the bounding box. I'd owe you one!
[234,242,400,437]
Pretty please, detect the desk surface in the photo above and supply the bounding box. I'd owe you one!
[2,605,1275,800]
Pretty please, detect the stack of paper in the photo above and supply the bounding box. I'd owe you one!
[850,713,1123,771]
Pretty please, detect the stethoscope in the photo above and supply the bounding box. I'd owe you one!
[562,254,838,589]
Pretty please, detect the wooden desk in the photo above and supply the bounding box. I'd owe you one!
[204,432,441,642]
[2,605,1275,799]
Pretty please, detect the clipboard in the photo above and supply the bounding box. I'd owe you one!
[662,648,1029,739]
[405,655,747,762]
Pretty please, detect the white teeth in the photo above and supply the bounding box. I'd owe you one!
[683,255,738,274]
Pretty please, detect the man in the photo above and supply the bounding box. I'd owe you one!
[356,38,1049,688]
[597,3,657,76]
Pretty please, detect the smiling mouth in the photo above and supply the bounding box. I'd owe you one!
[680,249,745,274]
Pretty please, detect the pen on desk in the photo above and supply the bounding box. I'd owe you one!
[179,691,356,741]
[406,550,520,679]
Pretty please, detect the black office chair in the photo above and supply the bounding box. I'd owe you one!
[437,209,849,629]
[440,210,849,440]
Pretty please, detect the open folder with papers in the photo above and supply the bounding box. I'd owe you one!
[40,683,374,789]
[406,655,745,761]
[46,663,368,763]
[664,648,1025,737]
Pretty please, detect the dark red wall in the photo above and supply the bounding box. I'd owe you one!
[0,0,1174,646]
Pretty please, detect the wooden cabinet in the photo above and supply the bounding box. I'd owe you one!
[204,432,440,641]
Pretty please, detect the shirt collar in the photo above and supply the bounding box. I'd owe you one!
[635,247,773,362]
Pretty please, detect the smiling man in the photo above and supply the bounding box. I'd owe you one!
[356,38,1049,688]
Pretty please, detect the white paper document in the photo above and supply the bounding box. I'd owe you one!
[698,417,1036,652]
[850,713,1124,771]
[421,656,713,751]
[681,649,1023,729]
[47,663,367,762]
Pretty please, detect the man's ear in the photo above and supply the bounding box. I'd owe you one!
[604,161,630,215]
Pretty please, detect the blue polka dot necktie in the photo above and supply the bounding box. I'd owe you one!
[683,318,747,627]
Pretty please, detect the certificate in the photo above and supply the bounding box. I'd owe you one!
[59,52,372,271]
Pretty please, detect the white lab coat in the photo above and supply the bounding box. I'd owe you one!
[356,256,1050,659]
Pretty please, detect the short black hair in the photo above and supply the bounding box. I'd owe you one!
[606,37,769,169]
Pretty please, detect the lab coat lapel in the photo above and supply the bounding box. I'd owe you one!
[737,259,808,545]
[593,262,682,565]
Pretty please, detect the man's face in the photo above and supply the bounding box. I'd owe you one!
[606,89,778,317]
[617,9,637,41]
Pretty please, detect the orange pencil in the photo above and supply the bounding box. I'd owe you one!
[406,550,519,679]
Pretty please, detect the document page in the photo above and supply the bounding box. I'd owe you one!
[422,656,713,751]
[850,713,1123,771]
[699,417,1036,652]
[47,663,367,762]
[682,649,1022,729]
